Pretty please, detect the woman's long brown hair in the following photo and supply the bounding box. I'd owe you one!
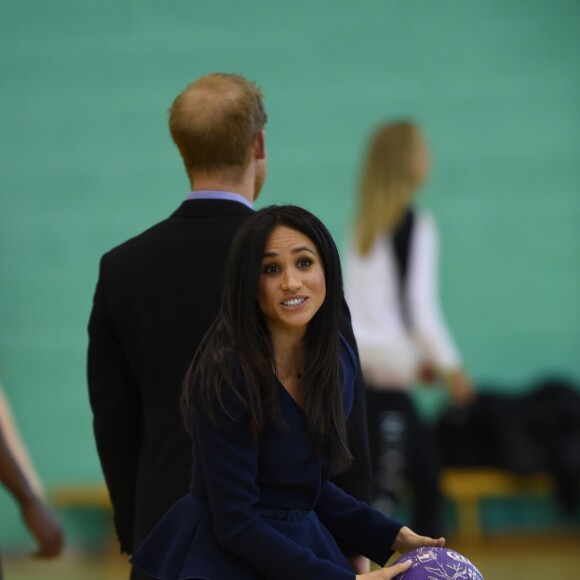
[182,205,352,474]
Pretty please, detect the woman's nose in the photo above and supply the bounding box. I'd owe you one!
[281,270,301,291]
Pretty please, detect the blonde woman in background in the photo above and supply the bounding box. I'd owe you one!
[345,121,473,537]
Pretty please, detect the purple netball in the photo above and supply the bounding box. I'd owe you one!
[392,547,484,580]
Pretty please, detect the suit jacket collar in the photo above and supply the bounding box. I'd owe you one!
[171,199,255,219]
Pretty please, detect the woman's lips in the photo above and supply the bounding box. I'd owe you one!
[280,296,308,309]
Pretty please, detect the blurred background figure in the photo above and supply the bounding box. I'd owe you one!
[345,121,474,537]
[0,386,44,499]
[0,383,64,577]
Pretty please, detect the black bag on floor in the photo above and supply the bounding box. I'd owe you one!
[438,376,580,515]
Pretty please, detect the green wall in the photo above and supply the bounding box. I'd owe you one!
[1,0,579,547]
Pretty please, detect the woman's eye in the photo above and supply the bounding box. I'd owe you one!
[297,258,312,268]
[263,264,279,274]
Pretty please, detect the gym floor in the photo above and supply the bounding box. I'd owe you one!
[3,533,580,580]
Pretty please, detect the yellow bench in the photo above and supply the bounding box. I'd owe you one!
[50,470,556,544]
[51,483,112,510]
[441,468,553,539]
[50,484,116,551]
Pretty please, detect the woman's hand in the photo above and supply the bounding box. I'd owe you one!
[21,499,64,558]
[445,369,475,407]
[391,525,445,555]
[348,555,371,573]
[356,559,412,579]
[355,527,444,579]
[418,362,437,384]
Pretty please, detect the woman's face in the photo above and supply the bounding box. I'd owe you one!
[258,226,326,336]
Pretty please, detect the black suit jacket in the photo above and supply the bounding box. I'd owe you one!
[87,199,371,554]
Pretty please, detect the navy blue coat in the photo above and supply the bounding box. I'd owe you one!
[131,337,402,579]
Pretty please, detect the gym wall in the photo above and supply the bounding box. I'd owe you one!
[1,0,579,547]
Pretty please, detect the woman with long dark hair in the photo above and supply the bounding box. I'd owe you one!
[131,205,443,579]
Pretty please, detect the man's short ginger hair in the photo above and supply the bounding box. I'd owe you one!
[169,73,267,179]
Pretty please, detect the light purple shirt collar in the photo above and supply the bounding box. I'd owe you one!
[186,190,254,210]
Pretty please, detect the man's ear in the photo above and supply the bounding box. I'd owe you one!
[253,130,266,160]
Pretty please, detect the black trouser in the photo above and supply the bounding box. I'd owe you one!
[366,388,442,537]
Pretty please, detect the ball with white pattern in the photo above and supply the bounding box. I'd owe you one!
[392,547,484,580]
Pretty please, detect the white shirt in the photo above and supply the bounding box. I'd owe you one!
[345,212,461,389]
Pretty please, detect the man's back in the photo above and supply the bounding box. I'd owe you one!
[88,199,254,551]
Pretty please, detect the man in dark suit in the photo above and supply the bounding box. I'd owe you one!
[88,73,372,578]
